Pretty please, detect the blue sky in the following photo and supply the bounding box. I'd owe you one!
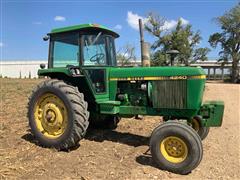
[0,0,238,60]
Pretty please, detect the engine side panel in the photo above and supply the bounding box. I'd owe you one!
[152,80,187,109]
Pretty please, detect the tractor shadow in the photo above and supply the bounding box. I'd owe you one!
[85,129,162,170]
[135,154,158,168]
[22,128,150,152]
[21,132,40,146]
[22,129,161,169]
[85,128,149,147]
[21,130,80,152]
[135,154,191,175]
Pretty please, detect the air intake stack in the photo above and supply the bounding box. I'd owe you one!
[139,19,150,67]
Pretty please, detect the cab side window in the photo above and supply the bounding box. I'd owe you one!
[51,33,79,67]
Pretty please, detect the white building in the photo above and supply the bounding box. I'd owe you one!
[0,61,47,78]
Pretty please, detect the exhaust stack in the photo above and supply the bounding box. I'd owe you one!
[139,19,150,67]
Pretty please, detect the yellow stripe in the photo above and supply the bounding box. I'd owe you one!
[109,75,206,81]
[190,75,206,79]
[144,77,167,80]
[109,78,118,81]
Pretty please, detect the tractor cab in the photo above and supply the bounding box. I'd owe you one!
[43,24,119,95]
[47,24,119,68]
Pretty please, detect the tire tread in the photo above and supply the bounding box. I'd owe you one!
[27,79,89,150]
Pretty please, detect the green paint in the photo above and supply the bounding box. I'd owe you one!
[109,66,206,78]
[187,78,206,109]
[199,101,224,127]
[50,23,119,38]
[38,67,72,76]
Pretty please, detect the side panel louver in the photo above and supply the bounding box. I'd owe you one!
[152,80,187,109]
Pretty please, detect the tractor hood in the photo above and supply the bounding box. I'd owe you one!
[109,66,206,81]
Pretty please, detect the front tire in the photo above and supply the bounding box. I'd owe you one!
[150,121,203,174]
[192,116,210,140]
[28,79,89,150]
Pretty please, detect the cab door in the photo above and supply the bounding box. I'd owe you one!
[80,33,110,100]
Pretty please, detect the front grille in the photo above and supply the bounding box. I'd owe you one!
[152,80,187,109]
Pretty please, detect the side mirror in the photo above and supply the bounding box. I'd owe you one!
[40,63,46,69]
[43,35,49,41]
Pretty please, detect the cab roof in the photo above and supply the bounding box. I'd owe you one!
[50,23,119,38]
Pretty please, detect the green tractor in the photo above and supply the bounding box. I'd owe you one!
[28,23,224,174]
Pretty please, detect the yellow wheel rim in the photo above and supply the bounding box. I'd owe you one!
[34,93,68,139]
[192,118,200,132]
[160,136,188,163]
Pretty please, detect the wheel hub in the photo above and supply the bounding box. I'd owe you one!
[160,136,188,163]
[46,110,56,122]
[34,93,68,138]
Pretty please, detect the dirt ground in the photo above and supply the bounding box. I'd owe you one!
[0,78,239,180]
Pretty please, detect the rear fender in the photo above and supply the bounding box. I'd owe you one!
[38,67,84,77]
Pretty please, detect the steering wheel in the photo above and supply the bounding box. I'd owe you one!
[90,53,105,64]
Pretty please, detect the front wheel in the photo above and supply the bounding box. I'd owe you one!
[28,79,89,150]
[191,116,210,140]
[150,121,203,174]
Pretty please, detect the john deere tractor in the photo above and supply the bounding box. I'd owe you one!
[28,23,224,174]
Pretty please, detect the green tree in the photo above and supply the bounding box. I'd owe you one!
[209,4,240,83]
[116,44,136,66]
[145,13,210,66]
[150,50,169,66]
[192,48,211,63]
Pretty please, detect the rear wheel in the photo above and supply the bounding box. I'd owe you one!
[89,115,120,129]
[106,116,120,129]
[192,116,210,140]
[150,121,203,174]
[28,79,89,150]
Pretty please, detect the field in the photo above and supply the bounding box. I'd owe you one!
[0,78,239,179]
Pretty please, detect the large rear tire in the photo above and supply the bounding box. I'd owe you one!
[28,79,89,150]
[150,121,203,174]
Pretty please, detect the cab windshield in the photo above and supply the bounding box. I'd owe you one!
[50,32,116,67]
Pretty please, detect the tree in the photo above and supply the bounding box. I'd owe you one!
[150,50,169,66]
[145,13,210,66]
[192,48,211,63]
[209,4,240,83]
[116,44,136,66]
